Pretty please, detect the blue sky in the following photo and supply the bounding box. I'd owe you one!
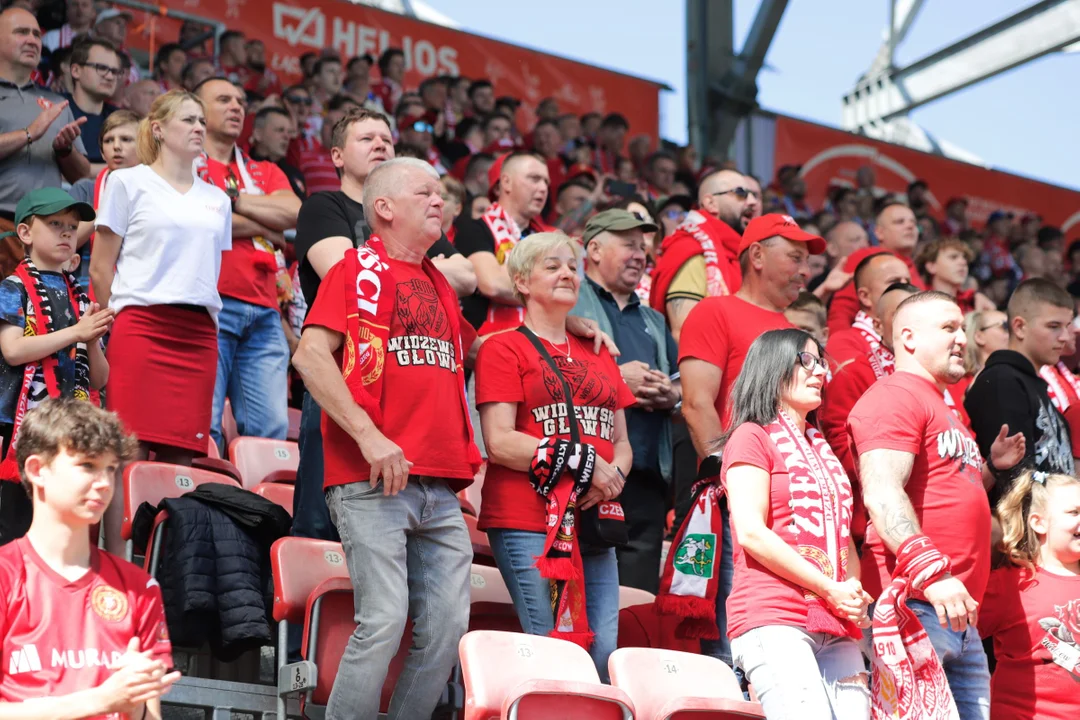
[431,0,1079,190]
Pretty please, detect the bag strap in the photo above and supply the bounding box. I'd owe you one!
[517,326,580,446]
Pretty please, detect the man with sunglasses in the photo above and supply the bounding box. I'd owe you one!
[649,169,757,342]
[64,36,119,173]
[397,112,445,174]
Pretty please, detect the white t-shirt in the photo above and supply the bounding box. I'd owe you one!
[95,164,232,322]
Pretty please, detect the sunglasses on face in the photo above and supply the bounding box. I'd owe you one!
[713,187,759,201]
[284,95,312,106]
[796,351,826,372]
[664,208,687,221]
[409,121,434,134]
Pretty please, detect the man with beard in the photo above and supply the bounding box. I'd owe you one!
[849,290,1025,719]
[671,214,825,670]
[965,279,1075,505]
[827,200,925,334]
[649,169,756,341]
[455,152,552,335]
[194,78,301,448]
[243,39,281,97]
[572,209,679,592]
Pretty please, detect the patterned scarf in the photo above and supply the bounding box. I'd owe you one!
[194,146,278,273]
[634,265,652,304]
[529,437,597,647]
[1041,363,1080,412]
[0,259,91,480]
[338,235,481,468]
[478,203,549,335]
[674,210,733,298]
[871,535,959,720]
[656,480,723,639]
[766,412,860,639]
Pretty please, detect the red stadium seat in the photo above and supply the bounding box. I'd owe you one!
[618,586,656,609]
[228,437,299,489]
[465,513,496,567]
[287,407,301,442]
[222,399,238,448]
[468,565,521,634]
[607,648,765,719]
[208,436,221,459]
[254,482,294,516]
[459,631,635,720]
[121,461,240,564]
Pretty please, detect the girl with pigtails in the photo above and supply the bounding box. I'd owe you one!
[980,470,1080,720]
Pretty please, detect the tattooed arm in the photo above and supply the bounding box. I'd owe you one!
[666,297,699,344]
[858,448,919,552]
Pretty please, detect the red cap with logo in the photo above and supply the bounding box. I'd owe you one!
[738,213,827,256]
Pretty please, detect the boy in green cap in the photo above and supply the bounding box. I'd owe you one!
[0,187,113,544]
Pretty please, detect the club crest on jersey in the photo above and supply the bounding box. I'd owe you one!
[36,96,52,111]
[90,585,129,623]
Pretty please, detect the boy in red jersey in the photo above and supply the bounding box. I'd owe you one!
[0,398,179,718]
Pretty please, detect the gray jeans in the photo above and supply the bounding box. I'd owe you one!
[325,477,472,720]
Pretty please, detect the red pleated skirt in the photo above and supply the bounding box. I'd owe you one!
[106,305,217,453]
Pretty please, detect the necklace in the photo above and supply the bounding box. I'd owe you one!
[527,323,573,363]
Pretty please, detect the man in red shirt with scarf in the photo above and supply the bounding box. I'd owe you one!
[650,169,757,341]
[455,151,552,336]
[827,200,925,334]
[194,78,301,449]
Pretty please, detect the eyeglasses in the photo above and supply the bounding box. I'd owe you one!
[408,121,434,134]
[796,351,827,371]
[979,321,1008,332]
[663,208,687,221]
[284,95,312,106]
[80,62,122,77]
[713,187,759,201]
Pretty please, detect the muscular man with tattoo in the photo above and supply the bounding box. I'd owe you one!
[676,213,825,670]
[847,290,1026,719]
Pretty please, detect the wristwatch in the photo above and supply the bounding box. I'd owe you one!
[225,174,240,210]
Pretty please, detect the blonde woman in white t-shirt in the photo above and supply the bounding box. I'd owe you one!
[91,90,232,554]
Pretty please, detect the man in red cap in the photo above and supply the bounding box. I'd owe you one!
[455,151,552,334]
[676,212,824,669]
[649,169,758,341]
[826,200,925,334]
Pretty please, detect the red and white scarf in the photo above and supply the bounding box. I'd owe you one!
[634,265,652,304]
[194,146,277,272]
[854,310,965,420]
[478,203,549,335]
[675,210,731,298]
[658,414,858,639]
[1041,363,1080,412]
[871,535,959,720]
[338,235,482,469]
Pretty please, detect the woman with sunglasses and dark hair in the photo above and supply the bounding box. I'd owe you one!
[721,328,871,719]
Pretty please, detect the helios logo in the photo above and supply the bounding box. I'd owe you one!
[8,645,42,674]
[273,4,324,49]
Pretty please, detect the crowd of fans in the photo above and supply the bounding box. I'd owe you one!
[0,1,1079,719]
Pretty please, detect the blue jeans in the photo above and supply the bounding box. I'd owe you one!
[732,626,869,719]
[488,529,619,683]
[909,600,991,720]
[325,477,471,720]
[211,296,289,448]
[700,500,735,667]
[290,392,337,541]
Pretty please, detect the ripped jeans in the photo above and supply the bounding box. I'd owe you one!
[731,625,869,720]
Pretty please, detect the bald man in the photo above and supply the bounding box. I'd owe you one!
[824,220,869,264]
[826,201,925,334]
[455,151,553,335]
[649,169,755,341]
[849,291,1025,719]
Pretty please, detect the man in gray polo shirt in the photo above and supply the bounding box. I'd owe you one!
[0,7,89,276]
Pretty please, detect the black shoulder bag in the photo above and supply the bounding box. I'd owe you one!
[517,326,629,549]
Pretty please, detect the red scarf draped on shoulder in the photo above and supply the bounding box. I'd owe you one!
[658,413,859,640]
[1041,362,1080,412]
[478,203,552,335]
[649,210,741,313]
[339,235,482,470]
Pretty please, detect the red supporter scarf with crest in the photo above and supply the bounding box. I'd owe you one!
[1041,362,1080,412]
[478,203,551,335]
[338,235,482,470]
[674,210,732,298]
[871,535,959,720]
[0,260,91,481]
[528,437,597,648]
[658,414,858,639]
[194,147,278,272]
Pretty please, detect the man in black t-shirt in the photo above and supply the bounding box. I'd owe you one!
[291,108,475,545]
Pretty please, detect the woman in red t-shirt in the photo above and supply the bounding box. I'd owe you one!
[722,328,871,719]
[475,231,634,681]
[980,470,1080,720]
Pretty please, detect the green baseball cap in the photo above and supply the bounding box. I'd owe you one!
[582,208,659,247]
[1,187,96,238]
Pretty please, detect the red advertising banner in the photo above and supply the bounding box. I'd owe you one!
[773,115,1080,239]
[130,0,662,138]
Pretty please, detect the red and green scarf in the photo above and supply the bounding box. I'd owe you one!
[338,235,481,469]
[0,259,91,481]
[658,413,858,639]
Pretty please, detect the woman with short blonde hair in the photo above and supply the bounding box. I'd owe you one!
[474,231,634,680]
[91,89,232,553]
